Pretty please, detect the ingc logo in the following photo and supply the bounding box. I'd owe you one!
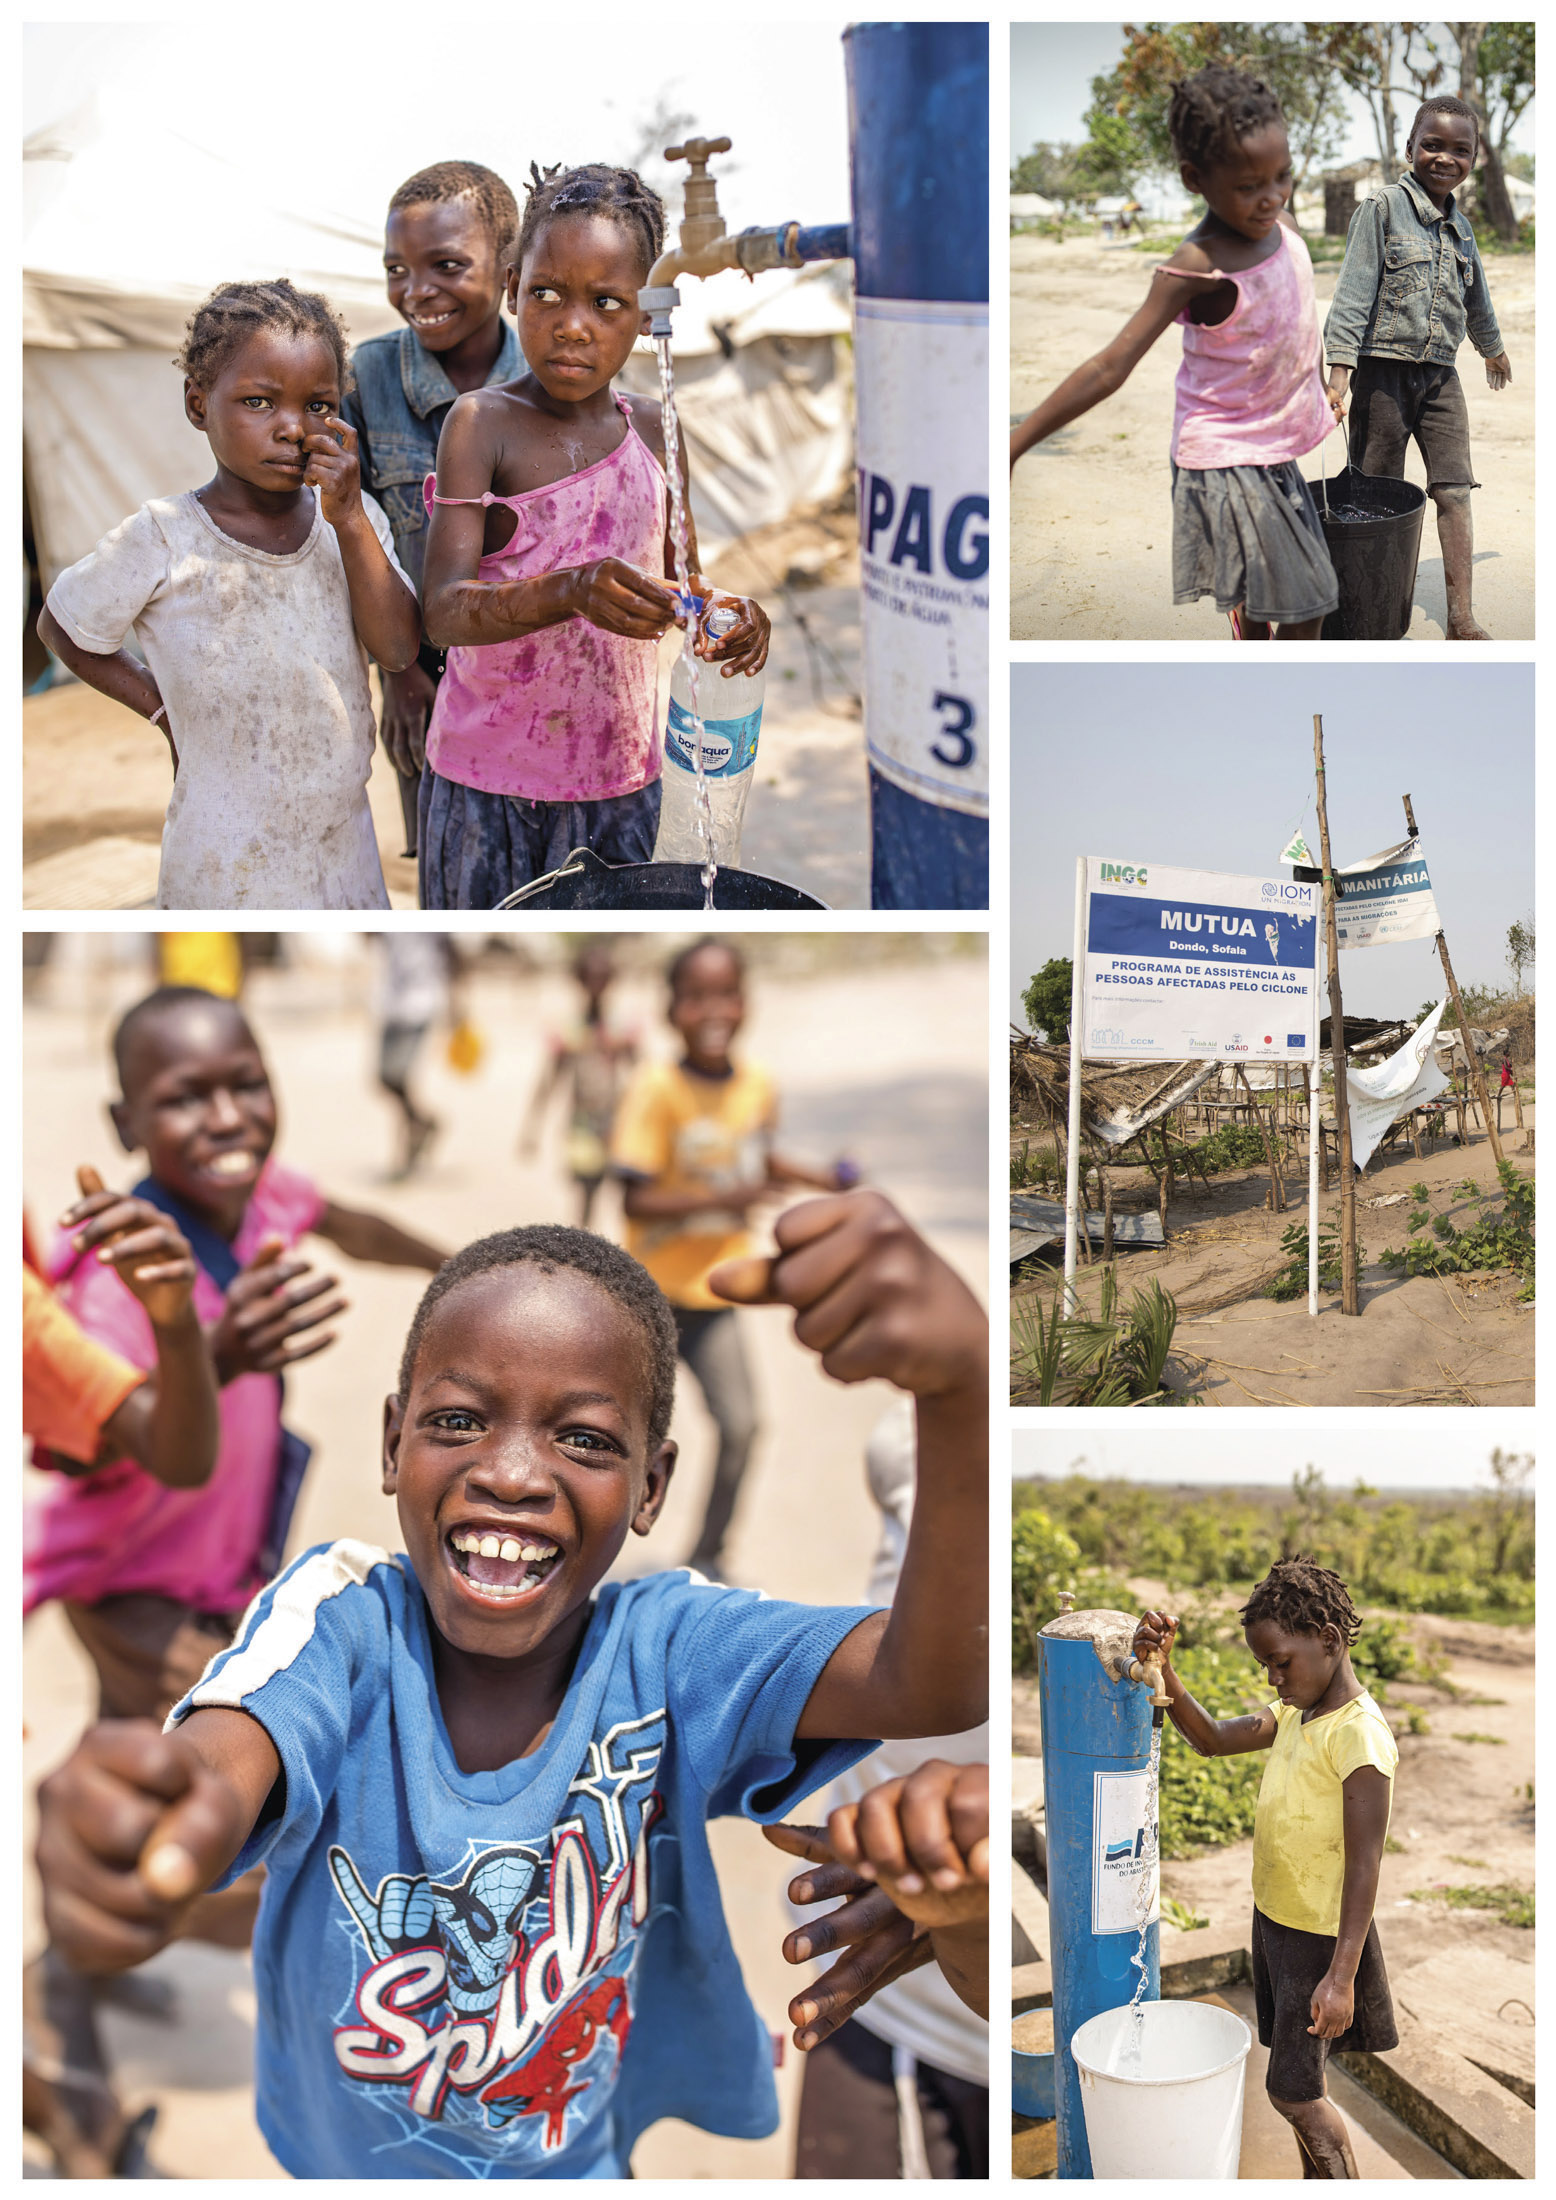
[1099,862,1147,885]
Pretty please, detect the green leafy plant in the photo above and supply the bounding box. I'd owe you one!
[1402,1706,1432,1736]
[1378,1160,1534,1299]
[1010,1510,1134,1672]
[1407,1883,1533,1928]
[1155,1642,1268,1857]
[1265,1207,1360,1301]
[1160,1894,1209,1933]
[1451,1731,1507,1746]
[1011,1269,1200,1407]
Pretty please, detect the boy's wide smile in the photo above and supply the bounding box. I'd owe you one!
[445,1522,563,1603]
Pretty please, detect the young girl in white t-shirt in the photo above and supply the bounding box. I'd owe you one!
[40,280,421,910]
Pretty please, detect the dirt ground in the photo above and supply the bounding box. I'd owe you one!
[1010,232,1536,642]
[1012,1609,1535,2122]
[22,514,869,912]
[1011,1105,1535,1407]
[21,942,988,2179]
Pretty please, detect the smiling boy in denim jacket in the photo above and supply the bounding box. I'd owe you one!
[1323,96,1513,640]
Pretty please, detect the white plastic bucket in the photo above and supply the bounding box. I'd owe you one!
[1071,2000,1252,2180]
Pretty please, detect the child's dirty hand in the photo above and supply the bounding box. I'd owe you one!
[61,1166,201,1330]
[707,1190,986,1398]
[762,1819,931,2049]
[1132,1610,1179,1668]
[570,558,678,641]
[1308,1968,1355,2040]
[828,1760,990,1922]
[380,660,437,776]
[1486,351,1512,390]
[302,415,365,528]
[691,588,771,677]
[35,1721,249,1975]
[207,1233,348,1382]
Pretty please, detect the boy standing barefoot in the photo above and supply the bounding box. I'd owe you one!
[1324,97,1513,640]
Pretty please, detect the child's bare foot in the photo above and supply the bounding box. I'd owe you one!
[1446,617,1493,640]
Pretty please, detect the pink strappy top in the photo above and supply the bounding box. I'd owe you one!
[1164,224,1331,470]
[423,393,668,802]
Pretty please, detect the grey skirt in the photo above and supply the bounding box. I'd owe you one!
[1172,459,1340,626]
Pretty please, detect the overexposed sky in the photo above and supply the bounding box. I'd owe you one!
[24,20,855,234]
[1012,1425,1532,1491]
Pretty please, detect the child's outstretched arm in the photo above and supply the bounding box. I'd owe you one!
[313,1200,448,1273]
[422,395,679,649]
[709,1192,987,1741]
[58,1166,220,1489]
[302,416,421,672]
[1310,1767,1391,2039]
[1010,258,1216,469]
[1132,1611,1276,1756]
[37,1711,279,1976]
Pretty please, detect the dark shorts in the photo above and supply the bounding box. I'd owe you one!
[417,770,662,910]
[1252,1906,1397,2103]
[1171,460,1340,626]
[1348,360,1478,490]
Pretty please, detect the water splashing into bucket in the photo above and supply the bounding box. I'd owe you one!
[653,333,717,910]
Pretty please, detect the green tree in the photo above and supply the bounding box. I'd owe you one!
[1022,958,1074,1042]
[1012,1509,1082,1670]
[1011,141,1089,202]
[1456,21,1537,242]
[1506,916,1535,995]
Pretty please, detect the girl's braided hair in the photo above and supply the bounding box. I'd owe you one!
[1240,1554,1362,1646]
[1407,95,1481,154]
[388,160,521,266]
[177,279,351,393]
[516,161,666,281]
[1167,65,1285,173]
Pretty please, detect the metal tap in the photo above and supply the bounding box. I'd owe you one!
[637,133,852,337]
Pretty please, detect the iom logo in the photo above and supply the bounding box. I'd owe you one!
[1099,862,1147,885]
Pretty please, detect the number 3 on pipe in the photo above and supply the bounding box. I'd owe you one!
[930,691,976,769]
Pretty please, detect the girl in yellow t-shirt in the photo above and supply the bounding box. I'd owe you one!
[1133,1559,1397,2179]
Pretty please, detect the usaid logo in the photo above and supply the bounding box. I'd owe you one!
[1224,1034,1249,1052]
[1099,862,1147,885]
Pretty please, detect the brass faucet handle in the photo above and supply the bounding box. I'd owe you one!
[666,136,733,177]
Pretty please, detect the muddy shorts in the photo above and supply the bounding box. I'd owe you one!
[1170,460,1340,627]
[1252,1906,1398,2103]
[418,770,662,910]
[1348,360,1478,491]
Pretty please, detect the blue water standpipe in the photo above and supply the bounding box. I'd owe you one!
[845,20,989,910]
[1037,1605,1162,2179]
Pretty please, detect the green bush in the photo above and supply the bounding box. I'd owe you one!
[1011,1511,1135,1673]
[1378,1162,1534,1300]
[1155,1642,1269,1859]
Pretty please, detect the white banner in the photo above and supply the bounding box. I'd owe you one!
[1346,1001,1451,1169]
[1091,1768,1159,1936]
[1080,858,1321,1064]
[1335,836,1441,949]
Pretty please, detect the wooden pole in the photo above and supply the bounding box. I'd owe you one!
[1402,793,1504,1166]
[1314,715,1359,1314]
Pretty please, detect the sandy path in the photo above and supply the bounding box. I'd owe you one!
[23,521,869,912]
[1010,233,1535,641]
[22,943,988,2178]
[1011,1107,1534,1407]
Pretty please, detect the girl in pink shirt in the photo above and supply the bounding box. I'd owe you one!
[420,163,771,907]
[1012,67,1344,640]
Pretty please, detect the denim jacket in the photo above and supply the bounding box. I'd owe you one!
[340,320,522,597]
[1323,171,1503,370]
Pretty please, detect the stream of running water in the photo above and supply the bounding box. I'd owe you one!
[1124,1724,1162,2070]
[653,333,717,910]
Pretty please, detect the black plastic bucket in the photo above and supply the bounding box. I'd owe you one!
[496,847,828,911]
[1309,466,1427,640]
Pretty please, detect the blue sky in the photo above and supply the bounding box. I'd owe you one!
[1011,22,1535,172]
[1012,1425,1532,1492]
[1010,662,1534,1025]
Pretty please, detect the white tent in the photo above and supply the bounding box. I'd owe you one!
[24,92,854,588]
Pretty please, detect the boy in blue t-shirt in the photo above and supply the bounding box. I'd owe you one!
[38,1193,987,2178]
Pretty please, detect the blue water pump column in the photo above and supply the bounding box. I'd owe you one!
[1037,1607,1161,2179]
[843,22,989,911]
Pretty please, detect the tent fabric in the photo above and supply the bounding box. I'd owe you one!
[25,96,856,584]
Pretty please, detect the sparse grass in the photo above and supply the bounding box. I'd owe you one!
[1384,1835,1405,1855]
[1452,1731,1507,1746]
[1403,1706,1432,1736]
[1447,1855,1489,1869]
[1160,1893,1208,1933]
[1407,1882,1533,1928]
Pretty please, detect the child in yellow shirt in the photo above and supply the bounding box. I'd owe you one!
[610,941,852,1577]
[1133,1558,1397,2178]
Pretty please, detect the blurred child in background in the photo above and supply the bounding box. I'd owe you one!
[611,941,853,1577]
[520,943,639,1226]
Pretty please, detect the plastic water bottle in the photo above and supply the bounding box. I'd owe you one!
[655,603,766,870]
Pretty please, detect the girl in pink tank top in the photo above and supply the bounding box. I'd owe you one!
[418,164,771,907]
[1011,67,1343,641]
